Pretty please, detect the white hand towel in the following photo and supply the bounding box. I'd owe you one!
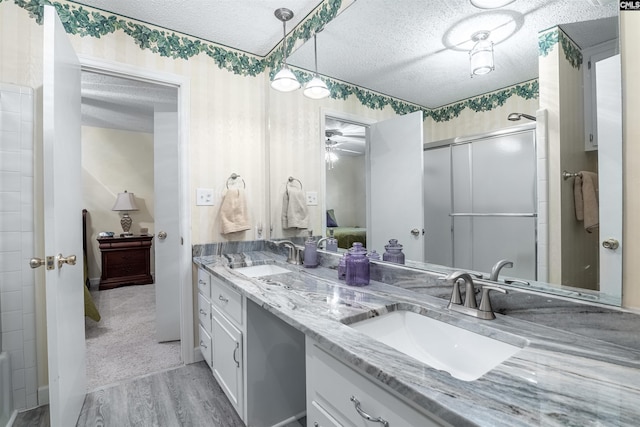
[220,188,251,234]
[574,171,599,233]
[282,187,308,229]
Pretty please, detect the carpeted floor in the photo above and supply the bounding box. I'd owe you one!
[85,283,182,391]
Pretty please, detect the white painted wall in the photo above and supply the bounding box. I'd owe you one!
[326,155,366,228]
[81,126,154,282]
[0,82,38,410]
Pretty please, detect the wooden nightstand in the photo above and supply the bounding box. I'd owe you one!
[97,235,154,290]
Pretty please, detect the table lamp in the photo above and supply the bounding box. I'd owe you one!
[112,190,139,236]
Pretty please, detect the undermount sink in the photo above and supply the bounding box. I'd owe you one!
[233,264,291,278]
[349,310,526,381]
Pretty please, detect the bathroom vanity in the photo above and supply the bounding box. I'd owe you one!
[193,248,640,427]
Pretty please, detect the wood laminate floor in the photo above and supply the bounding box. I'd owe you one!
[13,362,305,427]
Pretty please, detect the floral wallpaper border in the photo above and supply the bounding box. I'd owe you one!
[538,27,583,70]
[4,0,538,122]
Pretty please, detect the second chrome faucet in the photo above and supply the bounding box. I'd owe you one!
[444,271,506,320]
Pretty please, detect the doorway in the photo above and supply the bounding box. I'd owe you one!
[76,58,194,390]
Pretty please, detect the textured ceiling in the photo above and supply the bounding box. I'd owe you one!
[74,0,619,131]
[288,0,618,108]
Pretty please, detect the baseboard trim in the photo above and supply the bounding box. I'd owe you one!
[37,386,49,406]
[271,410,307,427]
[89,277,100,286]
[5,409,17,427]
[192,347,204,363]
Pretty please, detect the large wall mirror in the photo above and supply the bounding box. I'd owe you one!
[269,1,621,306]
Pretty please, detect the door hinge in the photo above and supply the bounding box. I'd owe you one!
[590,133,594,142]
[181,237,184,245]
[588,60,591,70]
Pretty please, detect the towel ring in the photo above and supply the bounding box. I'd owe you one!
[287,176,303,190]
[226,173,246,189]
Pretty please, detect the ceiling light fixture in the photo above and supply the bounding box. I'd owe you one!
[469,30,494,77]
[271,8,300,92]
[303,31,330,99]
[470,0,515,9]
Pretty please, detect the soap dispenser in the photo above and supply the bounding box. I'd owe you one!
[326,229,338,252]
[303,230,318,268]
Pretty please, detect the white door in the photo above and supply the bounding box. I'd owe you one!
[42,5,86,426]
[369,111,424,261]
[154,111,181,342]
[596,54,622,300]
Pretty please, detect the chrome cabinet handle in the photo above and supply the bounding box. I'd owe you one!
[218,294,229,303]
[233,342,240,368]
[199,340,207,349]
[199,309,207,315]
[350,396,389,427]
[198,279,207,285]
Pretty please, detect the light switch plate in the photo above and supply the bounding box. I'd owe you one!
[306,191,318,206]
[196,188,214,206]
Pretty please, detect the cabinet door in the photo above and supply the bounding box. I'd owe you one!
[212,306,243,415]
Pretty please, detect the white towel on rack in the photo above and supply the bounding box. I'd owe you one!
[220,188,251,234]
[574,171,599,233]
[282,187,308,229]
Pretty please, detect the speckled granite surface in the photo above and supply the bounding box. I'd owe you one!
[194,251,640,427]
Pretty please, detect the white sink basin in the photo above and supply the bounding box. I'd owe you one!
[350,310,524,381]
[234,264,291,278]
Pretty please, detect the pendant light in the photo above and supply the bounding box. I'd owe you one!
[271,8,300,92]
[469,30,494,77]
[304,32,330,99]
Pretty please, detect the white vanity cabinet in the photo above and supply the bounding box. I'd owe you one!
[306,337,451,427]
[212,305,244,413]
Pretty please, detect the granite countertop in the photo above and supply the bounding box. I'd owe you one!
[194,252,640,427]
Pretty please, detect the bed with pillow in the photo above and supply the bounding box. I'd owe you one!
[326,209,367,249]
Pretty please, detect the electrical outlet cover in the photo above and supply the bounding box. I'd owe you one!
[196,188,214,206]
[306,191,318,206]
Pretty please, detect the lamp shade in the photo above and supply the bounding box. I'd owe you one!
[112,191,139,212]
[304,76,330,99]
[469,31,494,76]
[271,67,301,92]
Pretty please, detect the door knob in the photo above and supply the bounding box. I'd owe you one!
[410,228,420,236]
[158,231,167,240]
[602,238,619,250]
[29,256,55,270]
[57,254,77,269]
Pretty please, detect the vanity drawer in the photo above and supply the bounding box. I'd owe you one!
[211,275,243,326]
[308,400,342,427]
[198,324,212,368]
[307,339,446,427]
[197,268,211,299]
[197,293,212,334]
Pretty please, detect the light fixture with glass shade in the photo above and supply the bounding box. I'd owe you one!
[271,8,301,92]
[303,31,330,99]
[470,0,515,9]
[469,30,494,77]
[112,190,139,236]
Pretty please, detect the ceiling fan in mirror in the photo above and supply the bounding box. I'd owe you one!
[325,129,362,170]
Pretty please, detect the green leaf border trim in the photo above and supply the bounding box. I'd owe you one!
[538,27,582,70]
[6,0,538,122]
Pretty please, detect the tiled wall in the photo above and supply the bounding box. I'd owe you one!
[0,82,38,410]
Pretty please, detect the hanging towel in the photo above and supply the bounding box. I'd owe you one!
[220,188,251,234]
[574,171,599,233]
[282,187,308,229]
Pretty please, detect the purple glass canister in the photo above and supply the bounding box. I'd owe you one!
[346,242,370,286]
[338,252,348,280]
[383,239,405,264]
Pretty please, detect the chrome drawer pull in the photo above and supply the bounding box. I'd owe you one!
[218,294,229,303]
[233,342,240,368]
[350,396,389,427]
[199,309,207,315]
[198,279,206,285]
[199,340,207,349]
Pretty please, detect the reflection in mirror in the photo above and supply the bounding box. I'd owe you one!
[324,117,367,250]
[278,2,621,306]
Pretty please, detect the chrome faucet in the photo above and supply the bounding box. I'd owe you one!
[489,259,513,282]
[274,240,303,265]
[444,271,507,320]
[316,237,330,249]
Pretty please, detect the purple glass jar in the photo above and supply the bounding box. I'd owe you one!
[346,242,370,286]
[383,239,405,264]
